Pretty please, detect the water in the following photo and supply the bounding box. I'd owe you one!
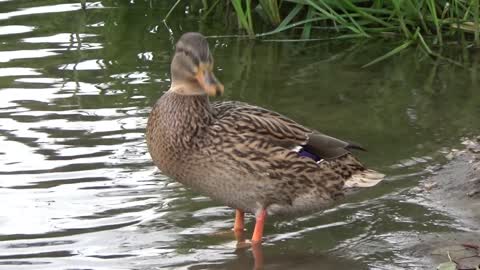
[0,1,479,269]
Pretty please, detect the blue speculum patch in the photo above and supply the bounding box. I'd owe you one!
[298,148,321,162]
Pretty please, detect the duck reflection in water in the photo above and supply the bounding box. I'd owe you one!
[193,227,368,270]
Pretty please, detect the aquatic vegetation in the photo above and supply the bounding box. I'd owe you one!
[166,0,480,64]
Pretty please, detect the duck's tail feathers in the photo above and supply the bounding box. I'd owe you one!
[344,169,385,188]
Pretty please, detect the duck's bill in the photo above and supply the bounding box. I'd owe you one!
[196,69,224,97]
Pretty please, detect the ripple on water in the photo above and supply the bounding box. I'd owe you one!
[59,59,105,71]
[23,33,97,44]
[0,3,103,21]
[0,25,35,35]
[0,67,40,77]
[0,49,60,63]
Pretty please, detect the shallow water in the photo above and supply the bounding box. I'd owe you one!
[1,1,480,269]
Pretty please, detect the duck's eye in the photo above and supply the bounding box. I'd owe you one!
[177,47,200,67]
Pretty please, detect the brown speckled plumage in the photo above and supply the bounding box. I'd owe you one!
[146,33,384,242]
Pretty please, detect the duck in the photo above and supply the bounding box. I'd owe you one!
[146,32,384,245]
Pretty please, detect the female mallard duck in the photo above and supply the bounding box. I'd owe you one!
[146,32,384,244]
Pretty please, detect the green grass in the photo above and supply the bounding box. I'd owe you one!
[188,0,480,39]
[165,0,480,65]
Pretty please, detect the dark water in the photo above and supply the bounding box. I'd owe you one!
[1,1,480,269]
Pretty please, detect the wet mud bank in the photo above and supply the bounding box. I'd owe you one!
[411,137,480,269]
[334,138,480,269]
[421,138,480,223]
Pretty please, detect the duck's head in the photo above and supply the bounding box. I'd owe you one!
[170,32,224,97]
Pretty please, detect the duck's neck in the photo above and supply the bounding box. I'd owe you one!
[151,90,214,148]
[168,90,213,124]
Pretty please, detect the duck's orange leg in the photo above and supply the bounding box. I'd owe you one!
[252,242,264,269]
[251,209,267,244]
[234,209,247,245]
[234,209,245,231]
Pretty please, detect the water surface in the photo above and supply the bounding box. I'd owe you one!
[1,1,480,269]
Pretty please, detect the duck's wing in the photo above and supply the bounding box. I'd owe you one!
[212,101,364,160]
[210,101,382,213]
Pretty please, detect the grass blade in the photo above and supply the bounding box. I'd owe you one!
[301,6,314,39]
[164,0,182,22]
[474,0,479,45]
[426,0,443,45]
[362,40,413,68]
